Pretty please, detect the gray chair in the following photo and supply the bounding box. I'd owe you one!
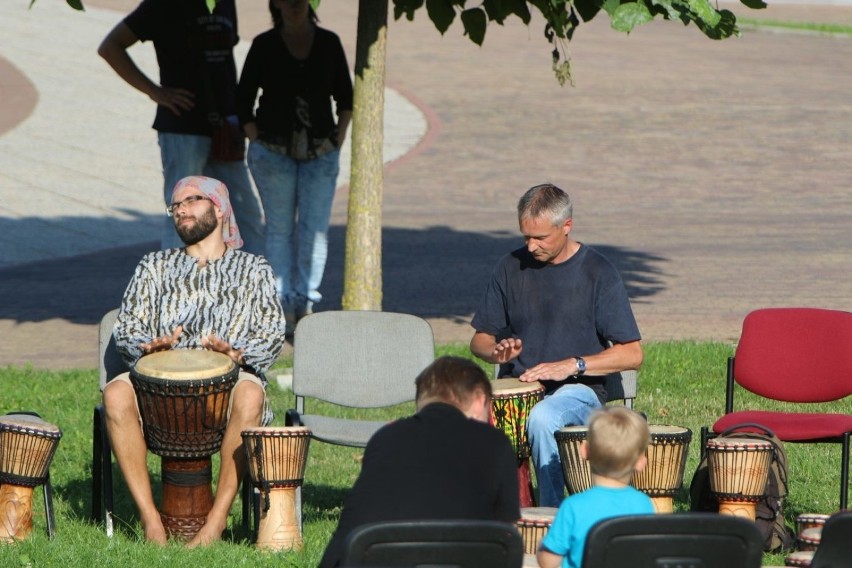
[582,513,764,568]
[90,309,254,537]
[285,310,435,447]
[342,520,524,568]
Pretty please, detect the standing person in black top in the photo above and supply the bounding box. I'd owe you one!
[237,0,353,335]
[319,356,521,568]
[98,0,264,254]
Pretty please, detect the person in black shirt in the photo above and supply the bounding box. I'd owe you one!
[319,356,520,568]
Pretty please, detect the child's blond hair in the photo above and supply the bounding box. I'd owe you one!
[586,407,649,480]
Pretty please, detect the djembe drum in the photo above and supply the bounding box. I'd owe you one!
[517,506,557,555]
[795,513,829,542]
[241,427,311,551]
[705,436,773,521]
[0,414,62,542]
[631,425,692,513]
[490,379,545,507]
[554,426,592,495]
[130,349,239,540]
[797,526,822,552]
[784,551,815,567]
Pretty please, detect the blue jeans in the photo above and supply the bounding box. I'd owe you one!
[158,132,265,255]
[527,383,602,507]
[247,140,340,312]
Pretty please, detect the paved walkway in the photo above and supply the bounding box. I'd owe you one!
[1,0,851,369]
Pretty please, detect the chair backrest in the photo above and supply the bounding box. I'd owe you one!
[582,513,764,568]
[292,311,434,408]
[735,308,852,402]
[341,520,524,568]
[99,308,129,392]
[810,510,852,568]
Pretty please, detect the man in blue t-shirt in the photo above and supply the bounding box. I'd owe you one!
[470,183,643,507]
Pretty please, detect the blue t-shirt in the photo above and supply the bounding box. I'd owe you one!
[540,485,654,568]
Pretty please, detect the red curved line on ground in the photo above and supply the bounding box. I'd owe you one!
[335,81,443,197]
[0,56,38,136]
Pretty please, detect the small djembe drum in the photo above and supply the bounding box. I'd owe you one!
[490,379,545,507]
[631,425,692,513]
[241,427,311,551]
[554,426,592,495]
[795,513,829,547]
[130,349,239,541]
[0,414,62,542]
[797,526,822,552]
[705,436,773,521]
[517,506,557,555]
[784,551,815,567]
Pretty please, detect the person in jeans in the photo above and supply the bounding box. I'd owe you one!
[98,0,264,253]
[470,183,643,507]
[237,0,353,333]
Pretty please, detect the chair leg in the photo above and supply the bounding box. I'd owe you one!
[241,474,252,532]
[44,473,56,539]
[841,432,850,510]
[700,426,709,461]
[93,404,115,537]
[92,406,103,522]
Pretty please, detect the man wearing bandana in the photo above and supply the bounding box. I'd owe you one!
[106,176,286,546]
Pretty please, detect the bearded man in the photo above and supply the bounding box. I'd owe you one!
[105,176,286,546]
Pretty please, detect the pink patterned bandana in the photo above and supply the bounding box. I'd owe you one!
[171,176,244,249]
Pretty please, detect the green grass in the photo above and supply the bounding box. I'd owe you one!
[0,341,850,566]
[740,17,852,37]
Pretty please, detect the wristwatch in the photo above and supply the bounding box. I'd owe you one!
[575,356,586,377]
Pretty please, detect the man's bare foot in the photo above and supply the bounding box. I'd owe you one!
[186,517,226,548]
[141,516,168,545]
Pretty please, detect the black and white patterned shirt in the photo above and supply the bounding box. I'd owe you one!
[114,248,286,378]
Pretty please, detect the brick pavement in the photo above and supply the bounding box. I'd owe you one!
[1,0,851,369]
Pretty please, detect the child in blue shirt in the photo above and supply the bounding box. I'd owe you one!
[537,407,655,568]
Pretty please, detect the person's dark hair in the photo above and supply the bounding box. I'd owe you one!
[415,356,492,407]
[269,1,319,29]
[517,183,573,226]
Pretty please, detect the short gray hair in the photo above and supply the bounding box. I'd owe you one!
[517,183,573,226]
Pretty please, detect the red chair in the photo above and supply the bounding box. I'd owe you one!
[701,308,852,509]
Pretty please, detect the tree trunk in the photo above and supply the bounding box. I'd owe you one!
[342,0,388,311]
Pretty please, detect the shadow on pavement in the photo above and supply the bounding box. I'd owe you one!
[0,218,668,325]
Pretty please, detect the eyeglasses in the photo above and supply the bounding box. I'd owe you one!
[166,195,211,216]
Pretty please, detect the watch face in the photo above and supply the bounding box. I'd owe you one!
[577,358,586,373]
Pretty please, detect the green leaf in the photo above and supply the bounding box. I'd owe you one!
[461,7,487,45]
[647,0,681,20]
[688,0,721,27]
[601,0,621,18]
[426,0,457,34]
[740,0,767,9]
[610,2,654,33]
[483,0,507,24]
[696,8,739,39]
[66,0,85,9]
[205,0,216,15]
[393,0,425,21]
[573,0,602,22]
[504,0,532,24]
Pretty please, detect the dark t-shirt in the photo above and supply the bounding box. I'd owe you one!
[319,403,520,568]
[124,0,240,135]
[236,27,353,141]
[471,243,641,403]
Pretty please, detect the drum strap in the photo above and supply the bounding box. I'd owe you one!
[161,465,212,487]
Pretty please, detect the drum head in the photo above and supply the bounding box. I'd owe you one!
[0,414,61,435]
[492,378,544,397]
[134,350,235,380]
[648,425,691,436]
[520,507,557,522]
[706,436,773,451]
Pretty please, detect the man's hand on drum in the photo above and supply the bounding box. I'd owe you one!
[520,360,576,383]
[201,334,245,366]
[140,326,182,354]
[492,337,523,364]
